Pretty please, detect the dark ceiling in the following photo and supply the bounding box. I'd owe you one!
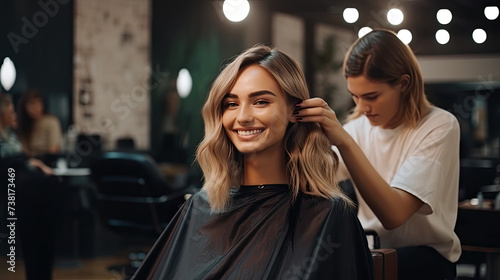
[269,0,500,56]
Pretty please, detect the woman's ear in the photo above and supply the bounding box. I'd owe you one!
[399,74,410,92]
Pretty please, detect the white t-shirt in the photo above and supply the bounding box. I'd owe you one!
[335,106,462,262]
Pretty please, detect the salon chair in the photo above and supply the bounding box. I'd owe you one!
[340,180,398,279]
[90,151,196,277]
[71,133,102,168]
[116,137,136,151]
[456,188,500,280]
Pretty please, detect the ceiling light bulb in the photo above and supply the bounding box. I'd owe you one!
[436,9,452,25]
[387,8,404,25]
[472,29,487,44]
[358,27,372,38]
[343,8,359,23]
[0,57,16,91]
[177,68,192,98]
[435,29,450,45]
[484,6,499,20]
[222,0,250,22]
[397,29,412,44]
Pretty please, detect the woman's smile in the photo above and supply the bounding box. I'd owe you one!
[235,128,265,137]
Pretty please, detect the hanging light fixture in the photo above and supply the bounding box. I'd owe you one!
[0,57,16,91]
[436,9,453,25]
[387,8,404,25]
[223,0,250,22]
[358,27,372,38]
[435,29,450,45]
[472,28,487,44]
[343,8,359,24]
[176,68,192,98]
[484,6,499,20]
[397,29,412,45]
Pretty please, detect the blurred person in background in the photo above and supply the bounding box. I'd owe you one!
[17,89,62,157]
[0,93,53,174]
[1,93,61,280]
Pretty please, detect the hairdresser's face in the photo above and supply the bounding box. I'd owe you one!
[25,97,44,120]
[0,103,17,129]
[347,75,402,129]
[222,65,293,157]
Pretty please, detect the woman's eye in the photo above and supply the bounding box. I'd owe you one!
[255,100,269,106]
[224,102,237,108]
[365,96,378,100]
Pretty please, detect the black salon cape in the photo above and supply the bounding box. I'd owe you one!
[132,184,373,280]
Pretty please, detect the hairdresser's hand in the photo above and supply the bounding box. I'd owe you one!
[295,98,351,147]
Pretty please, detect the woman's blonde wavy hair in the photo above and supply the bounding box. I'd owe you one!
[196,44,352,212]
[344,29,430,128]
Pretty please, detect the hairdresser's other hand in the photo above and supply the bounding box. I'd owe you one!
[295,98,350,147]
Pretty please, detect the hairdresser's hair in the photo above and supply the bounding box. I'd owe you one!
[196,44,351,212]
[344,29,430,127]
[17,89,45,145]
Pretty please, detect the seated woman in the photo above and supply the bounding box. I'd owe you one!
[1,93,61,280]
[17,89,62,157]
[132,45,373,280]
[0,93,53,174]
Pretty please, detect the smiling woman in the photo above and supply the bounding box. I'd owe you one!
[131,45,374,280]
[198,45,354,212]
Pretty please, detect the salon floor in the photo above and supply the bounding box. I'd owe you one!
[0,212,155,280]
[1,252,131,280]
[0,239,152,280]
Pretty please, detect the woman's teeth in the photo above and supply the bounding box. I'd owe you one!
[237,129,263,136]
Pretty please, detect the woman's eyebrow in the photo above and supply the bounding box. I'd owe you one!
[347,90,378,97]
[224,90,277,99]
[224,93,238,99]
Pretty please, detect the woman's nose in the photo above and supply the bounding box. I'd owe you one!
[359,100,371,113]
[236,105,253,124]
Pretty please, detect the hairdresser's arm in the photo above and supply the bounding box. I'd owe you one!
[28,158,54,176]
[295,98,423,230]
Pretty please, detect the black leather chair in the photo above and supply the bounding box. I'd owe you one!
[90,151,196,277]
[90,151,193,235]
[456,192,500,280]
[72,133,102,168]
[116,137,136,151]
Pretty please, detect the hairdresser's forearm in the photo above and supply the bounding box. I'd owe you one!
[337,136,423,230]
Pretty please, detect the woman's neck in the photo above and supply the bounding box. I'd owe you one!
[242,152,287,186]
[31,114,43,121]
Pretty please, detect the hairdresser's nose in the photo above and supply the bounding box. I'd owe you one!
[358,99,372,114]
[236,103,254,124]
